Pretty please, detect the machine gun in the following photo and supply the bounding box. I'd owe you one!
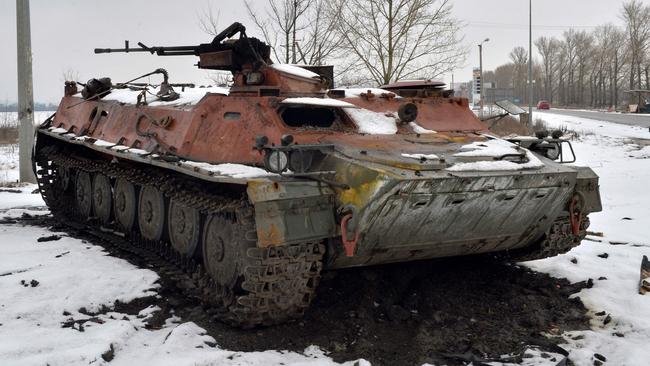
[94,22,271,72]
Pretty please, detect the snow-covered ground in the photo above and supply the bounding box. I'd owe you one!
[0,201,367,366]
[523,111,650,366]
[0,110,649,365]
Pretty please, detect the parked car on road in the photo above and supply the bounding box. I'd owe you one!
[537,100,551,110]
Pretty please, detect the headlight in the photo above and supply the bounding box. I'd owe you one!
[544,143,560,160]
[264,150,289,173]
[289,150,314,173]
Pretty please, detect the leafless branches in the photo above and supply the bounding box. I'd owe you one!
[331,0,466,85]
[197,4,221,37]
[245,0,312,64]
[483,0,650,110]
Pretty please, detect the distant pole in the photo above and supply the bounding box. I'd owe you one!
[479,43,483,119]
[479,38,489,119]
[16,0,36,183]
[451,73,454,95]
[528,0,533,121]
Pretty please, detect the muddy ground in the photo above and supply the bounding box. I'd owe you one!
[10,214,592,366]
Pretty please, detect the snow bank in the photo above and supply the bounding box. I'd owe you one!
[520,112,650,365]
[281,97,357,108]
[0,219,369,366]
[0,184,44,211]
[269,64,320,79]
[0,145,19,184]
[0,225,160,366]
[535,111,649,140]
[346,108,398,134]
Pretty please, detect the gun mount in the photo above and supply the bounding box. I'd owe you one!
[93,22,330,96]
[94,22,271,72]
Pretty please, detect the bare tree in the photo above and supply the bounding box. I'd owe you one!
[535,36,559,101]
[293,0,343,65]
[245,0,311,64]
[509,46,528,102]
[621,0,650,89]
[331,0,466,85]
[197,4,221,37]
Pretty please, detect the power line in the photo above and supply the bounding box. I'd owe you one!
[465,20,600,31]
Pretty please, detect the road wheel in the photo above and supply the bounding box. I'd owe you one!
[114,178,137,231]
[168,199,201,257]
[92,173,112,225]
[203,214,242,293]
[75,171,93,217]
[138,185,165,241]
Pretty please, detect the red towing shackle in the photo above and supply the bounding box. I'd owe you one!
[340,213,360,257]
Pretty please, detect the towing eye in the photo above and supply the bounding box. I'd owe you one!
[341,213,360,257]
[569,195,583,236]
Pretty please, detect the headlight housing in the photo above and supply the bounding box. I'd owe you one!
[264,150,289,173]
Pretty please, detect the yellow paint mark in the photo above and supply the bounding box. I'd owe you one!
[338,178,383,208]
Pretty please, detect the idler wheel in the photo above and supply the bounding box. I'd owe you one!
[114,178,137,231]
[92,174,112,225]
[202,214,241,291]
[138,185,166,241]
[75,171,93,217]
[168,199,201,256]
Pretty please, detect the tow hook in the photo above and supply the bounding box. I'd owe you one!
[341,213,360,257]
[569,194,583,236]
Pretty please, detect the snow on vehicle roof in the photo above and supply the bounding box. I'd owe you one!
[402,153,440,160]
[180,161,276,179]
[280,97,357,108]
[336,88,399,98]
[269,64,321,79]
[454,138,523,158]
[409,122,436,134]
[346,108,398,134]
[100,86,229,106]
[447,138,544,172]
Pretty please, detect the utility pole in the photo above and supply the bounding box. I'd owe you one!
[16,0,36,183]
[528,0,533,122]
[478,38,489,119]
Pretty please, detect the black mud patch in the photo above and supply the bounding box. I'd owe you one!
[198,258,590,365]
[8,214,591,365]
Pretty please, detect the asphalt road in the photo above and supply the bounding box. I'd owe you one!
[537,108,650,129]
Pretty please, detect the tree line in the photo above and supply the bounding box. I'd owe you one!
[202,0,466,87]
[484,0,650,109]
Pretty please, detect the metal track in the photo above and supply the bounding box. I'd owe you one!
[34,142,325,328]
[507,216,590,262]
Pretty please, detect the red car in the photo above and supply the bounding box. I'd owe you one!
[537,100,551,110]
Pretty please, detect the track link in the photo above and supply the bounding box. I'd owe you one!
[34,143,324,328]
[507,216,590,262]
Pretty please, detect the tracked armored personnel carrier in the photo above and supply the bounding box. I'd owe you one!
[33,23,601,327]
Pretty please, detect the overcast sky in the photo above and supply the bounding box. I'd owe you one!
[0,0,638,103]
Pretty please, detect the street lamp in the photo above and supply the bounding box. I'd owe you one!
[528,0,533,122]
[478,38,490,119]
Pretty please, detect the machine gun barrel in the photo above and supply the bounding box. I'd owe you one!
[92,22,270,71]
[94,40,199,56]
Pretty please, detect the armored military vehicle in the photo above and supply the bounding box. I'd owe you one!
[33,23,601,327]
